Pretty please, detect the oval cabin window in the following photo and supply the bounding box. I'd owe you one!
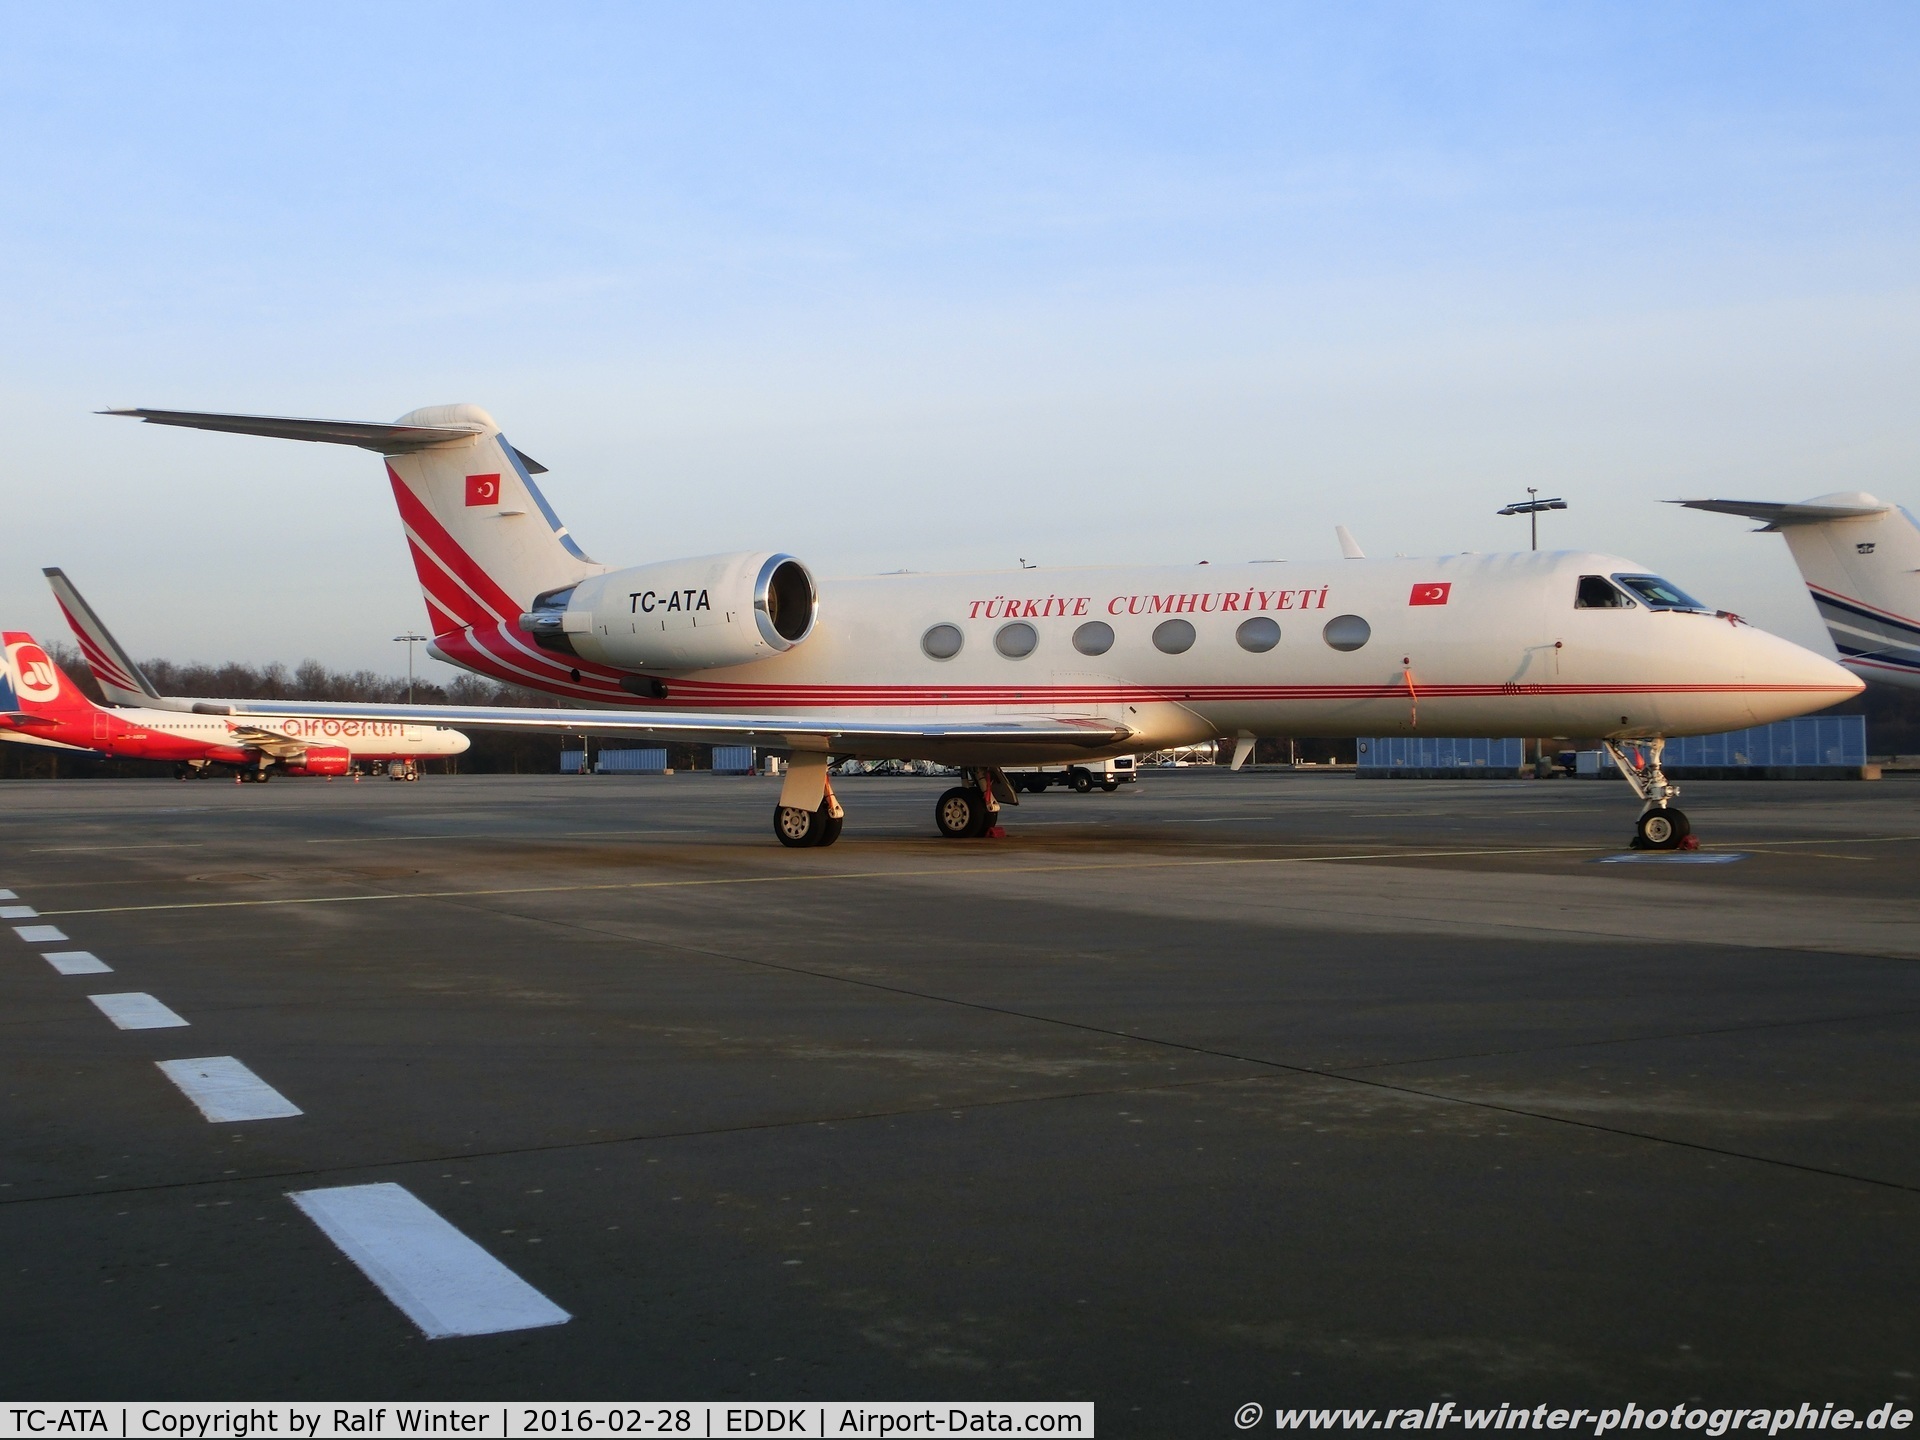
[1152,619,1196,654]
[1322,614,1371,652]
[1072,621,1114,656]
[994,622,1038,659]
[922,624,963,660]
[1235,617,1281,652]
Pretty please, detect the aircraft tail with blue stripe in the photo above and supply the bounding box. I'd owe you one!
[1675,491,1920,689]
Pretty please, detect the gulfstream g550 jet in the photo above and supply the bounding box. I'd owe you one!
[107,405,1859,849]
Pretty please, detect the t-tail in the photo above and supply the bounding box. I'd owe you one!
[102,405,607,641]
[1675,492,1920,689]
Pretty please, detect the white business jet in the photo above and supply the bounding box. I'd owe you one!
[106,405,1859,849]
[1673,493,1920,690]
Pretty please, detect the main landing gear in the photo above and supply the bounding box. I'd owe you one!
[934,768,1015,841]
[1604,738,1695,851]
[773,770,845,848]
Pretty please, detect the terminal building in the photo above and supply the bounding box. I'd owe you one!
[1357,715,1873,781]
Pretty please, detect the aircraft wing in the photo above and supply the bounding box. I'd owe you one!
[225,724,322,759]
[207,700,1133,758]
[1671,498,1892,531]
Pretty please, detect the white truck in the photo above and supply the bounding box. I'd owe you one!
[1005,756,1137,793]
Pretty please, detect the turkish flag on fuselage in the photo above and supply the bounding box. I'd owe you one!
[1409,583,1452,606]
[465,473,501,507]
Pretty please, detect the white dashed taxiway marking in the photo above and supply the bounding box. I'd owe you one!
[0,889,16,900]
[13,925,67,943]
[42,951,112,975]
[156,1057,302,1122]
[289,1183,571,1340]
[89,993,189,1030]
[0,905,38,918]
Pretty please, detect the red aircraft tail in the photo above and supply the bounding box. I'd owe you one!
[1,632,104,727]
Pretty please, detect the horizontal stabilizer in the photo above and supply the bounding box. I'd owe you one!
[1671,497,1890,530]
[102,408,547,472]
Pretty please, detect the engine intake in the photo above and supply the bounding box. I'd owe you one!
[521,552,816,673]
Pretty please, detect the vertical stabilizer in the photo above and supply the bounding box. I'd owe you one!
[42,568,172,708]
[1,632,103,723]
[381,405,606,638]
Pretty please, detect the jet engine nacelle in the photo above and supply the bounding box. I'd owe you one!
[520,552,818,672]
[286,746,351,776]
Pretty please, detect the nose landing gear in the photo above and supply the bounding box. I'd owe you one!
[1605,738,1695,851]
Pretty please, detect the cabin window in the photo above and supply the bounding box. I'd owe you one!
[1236,616,1281,652]
[1322,614,1371,651]
[1072,621,1114,656]
[994,622,1038,659]
[1576,575,1634,609]
[1613,574,1709,612]
[1153,619,1196,654]
[921,623,963,660]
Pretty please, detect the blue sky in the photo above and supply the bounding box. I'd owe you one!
[5,3,1917,672]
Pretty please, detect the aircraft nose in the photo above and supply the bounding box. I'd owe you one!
[1739,624,1863,724]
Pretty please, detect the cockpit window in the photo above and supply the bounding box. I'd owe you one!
[1613,574,1709,612]
[1575,575,1634,609]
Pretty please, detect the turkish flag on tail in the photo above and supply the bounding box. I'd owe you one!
[1409,582,1451,606]
[465,473,501,507]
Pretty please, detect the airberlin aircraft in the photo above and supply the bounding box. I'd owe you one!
[109,405,1860,848]
[0,631,469,780]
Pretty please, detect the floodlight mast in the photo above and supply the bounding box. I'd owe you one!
[1496,488,1568,550]
[393,631,428,703]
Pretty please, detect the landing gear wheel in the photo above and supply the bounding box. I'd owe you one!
[935,786,991,839]
[1633,807,1690,851]
[774,804,821,847]
[814,810,844,847]
[1071,770,1094,793]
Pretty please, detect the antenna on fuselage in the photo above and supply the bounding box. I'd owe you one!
[1335,526,1366,560]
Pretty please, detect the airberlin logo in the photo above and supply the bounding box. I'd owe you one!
[6,642,61,703]
[465,473,501,507]
[1409,583,1452,606]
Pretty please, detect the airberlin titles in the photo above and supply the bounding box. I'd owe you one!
[267,718,423,740]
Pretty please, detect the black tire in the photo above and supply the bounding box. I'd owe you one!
[774,804,818,847]
[1071,770,1094,793]
[1634,807,1690,850]
[935,786,988,839]
[814,810,844,847]
[1101,777,1119,792]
